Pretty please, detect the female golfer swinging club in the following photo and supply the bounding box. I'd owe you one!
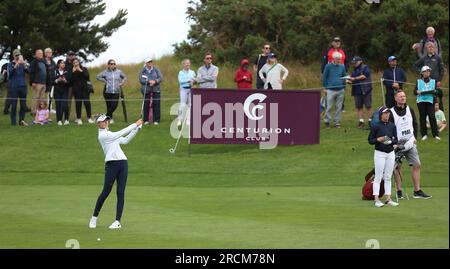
[89,115,143,229]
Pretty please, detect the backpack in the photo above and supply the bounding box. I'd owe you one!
[362,168,385,200]
[369,110,380,128]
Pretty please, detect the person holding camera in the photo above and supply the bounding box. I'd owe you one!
[7,49,29,126]
[53,59,71,126]
[71,58,94,125]
[368,106,399,208]
[347,56,373,129]
[96,59,127,124]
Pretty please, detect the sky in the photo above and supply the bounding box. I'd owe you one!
[88,0,192,67]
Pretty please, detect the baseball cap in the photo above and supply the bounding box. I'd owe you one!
[333,37,341,42]
[268,53,276,59]
[96,114,111,123]
[351,56,363,63]
[12,49,21,57]
[420,65,431,73]
[145,58,153,63]
[388,56,397,62]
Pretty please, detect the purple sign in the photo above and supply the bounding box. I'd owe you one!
[190,88,321,149]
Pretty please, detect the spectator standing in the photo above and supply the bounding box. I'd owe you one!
[71,58,94,125]
[414,42,446,111]
[29,49,47,115]
[253,44,271,89]
[368,107,399,208]
[53,60,71,126]
[65,51,77,116]
[382,56,407,108]
[96,59,127,123]
[234,59,253,89]
[321,36,349,73]
[177,59,196,127]
[44,48,57,114]
[322,52,347,128]
[1,62,12,115]
[7,49,29,126]
[258,53,288,90]
[412,26,442,58]
[390,90,432,199]
[139,58,163,125]
[347,56,373,128]
[414,66,439,140]
[196,53,219,89]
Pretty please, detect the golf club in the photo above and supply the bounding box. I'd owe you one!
[169,106,189,154]
[394,148,409,202]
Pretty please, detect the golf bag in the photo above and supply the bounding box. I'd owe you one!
[362,168,385,200]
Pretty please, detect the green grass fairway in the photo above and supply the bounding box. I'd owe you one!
[0,71,448,248]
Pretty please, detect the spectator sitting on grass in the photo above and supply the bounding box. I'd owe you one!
[32,101,49,125]
[426,101,446,133]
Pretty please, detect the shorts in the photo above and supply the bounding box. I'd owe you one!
[400,145,421,167]
[354,94,372,109]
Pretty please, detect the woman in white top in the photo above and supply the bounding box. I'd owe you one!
[258,53,289,90]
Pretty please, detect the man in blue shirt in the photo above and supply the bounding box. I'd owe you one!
[7,49,29,126]
[348,56,373,129]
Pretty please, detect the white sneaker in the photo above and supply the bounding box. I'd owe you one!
[386,200,399,207]
[108,220,121,229]
[374,200,384,208]
[421,135,428,141]
[144,121,149,125]
[435,136,441,140]
[77,119,83,125]
[110,119,114,124]
[154,122,159,125]
[57,121,63,126]
[50,109,56,114]
[177,120,182,127]
[88,118,95,124]
[64,120,70,125]
[89,216,97,229]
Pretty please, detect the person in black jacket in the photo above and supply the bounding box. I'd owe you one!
[1,62,12,114]
[368,106,399,208]
[29,49,47,115]
[71,58,93,125]
[44,48,57,114]
[53,60,71,125]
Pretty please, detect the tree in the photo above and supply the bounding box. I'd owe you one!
[0,0,127,62]
[174,0,448,69]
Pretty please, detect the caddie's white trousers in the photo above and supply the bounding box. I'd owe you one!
[373,150,395,196]
[178,87,191,121]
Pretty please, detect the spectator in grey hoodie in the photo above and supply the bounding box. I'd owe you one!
[97,59,127,123]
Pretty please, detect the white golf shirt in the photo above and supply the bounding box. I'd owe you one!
[98,123,139,162]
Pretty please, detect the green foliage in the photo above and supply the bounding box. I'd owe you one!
[174,0,448,69]
[0,0,127,61]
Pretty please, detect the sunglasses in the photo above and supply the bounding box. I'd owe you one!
[264,47,270,50]
[205,57,212,60]
[109,63,116,65]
